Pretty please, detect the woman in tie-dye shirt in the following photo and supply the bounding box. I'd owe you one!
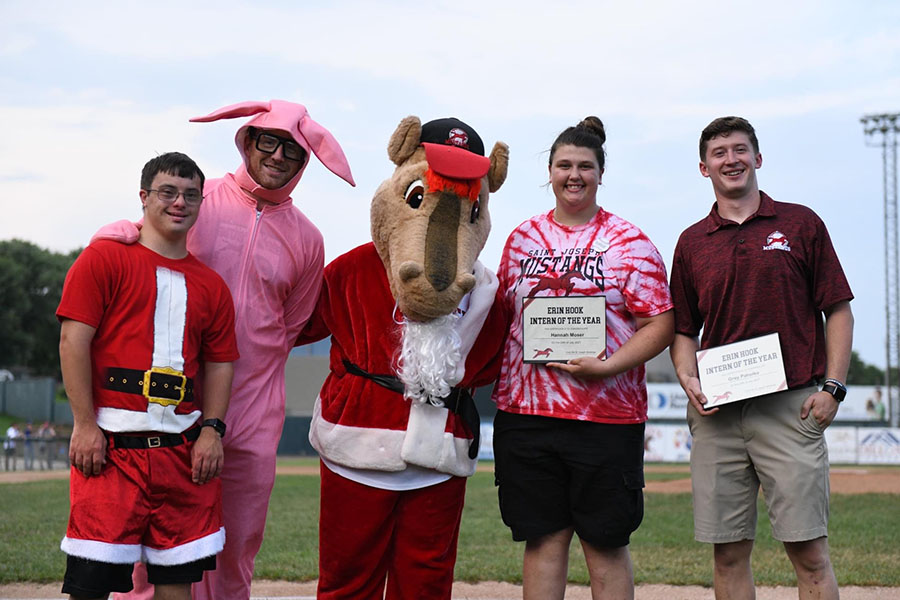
[491,116,674,599]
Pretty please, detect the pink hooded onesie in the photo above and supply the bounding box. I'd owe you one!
[112,100,354,600]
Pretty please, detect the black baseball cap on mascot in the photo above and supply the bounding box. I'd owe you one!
[420,117,491,180]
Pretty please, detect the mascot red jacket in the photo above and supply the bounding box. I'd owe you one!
[298,116,509,600]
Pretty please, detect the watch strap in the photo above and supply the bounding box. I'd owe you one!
[201,418,227,437]
[822,379,847,402]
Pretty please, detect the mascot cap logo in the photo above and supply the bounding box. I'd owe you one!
[421,117,491,180]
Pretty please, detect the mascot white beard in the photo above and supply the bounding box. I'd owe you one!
[396,312,463,405]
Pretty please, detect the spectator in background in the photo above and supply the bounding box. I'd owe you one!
[38,421,57,470]
[871,388,887,421]
[4,423,20,471]
[23,422,35,470]
[865,399,877,418]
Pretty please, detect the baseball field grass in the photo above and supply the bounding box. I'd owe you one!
[2,460,898,587]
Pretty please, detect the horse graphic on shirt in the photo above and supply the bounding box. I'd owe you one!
[527,270,587,297]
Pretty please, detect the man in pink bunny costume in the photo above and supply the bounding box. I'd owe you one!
[105,100,355,600]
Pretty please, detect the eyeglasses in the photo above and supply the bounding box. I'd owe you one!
[145,187,204,206]
[254,132,307,162]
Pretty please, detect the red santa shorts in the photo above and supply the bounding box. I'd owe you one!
[62,437,224,566]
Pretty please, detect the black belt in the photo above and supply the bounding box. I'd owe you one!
[791,379,819,390]
[104,367,194,405]
[343,360,481,459]
[108,425,201,450]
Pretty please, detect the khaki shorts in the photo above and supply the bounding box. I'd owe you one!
[688,385,829,543]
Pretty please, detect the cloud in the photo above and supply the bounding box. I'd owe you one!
[0,102,203,252]
[0,32,35,57]
[0,173,44,183]
[7,1,897,123]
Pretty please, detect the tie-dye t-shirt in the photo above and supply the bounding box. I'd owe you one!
[491,208,673,423]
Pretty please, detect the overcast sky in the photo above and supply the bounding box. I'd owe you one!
[1,0,898,367]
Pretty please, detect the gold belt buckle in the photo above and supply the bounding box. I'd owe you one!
[147,437,162,448]
[142,366,186,407]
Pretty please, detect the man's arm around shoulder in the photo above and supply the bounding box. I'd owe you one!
[60,319,107,476]
[191,361,233,485]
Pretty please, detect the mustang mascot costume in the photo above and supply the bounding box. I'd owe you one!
[298,116,509,600]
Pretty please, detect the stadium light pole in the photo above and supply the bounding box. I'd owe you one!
[861,112,900,427]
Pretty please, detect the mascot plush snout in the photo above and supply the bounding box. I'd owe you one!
[372,116,509,322]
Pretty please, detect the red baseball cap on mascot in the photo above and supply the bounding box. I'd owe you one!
[421,118,491,180]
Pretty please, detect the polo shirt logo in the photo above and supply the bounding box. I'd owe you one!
[763,230,791,252]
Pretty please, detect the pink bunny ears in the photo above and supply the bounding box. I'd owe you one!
[191,99,355,187]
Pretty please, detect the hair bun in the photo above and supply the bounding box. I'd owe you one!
[578,116,606,145]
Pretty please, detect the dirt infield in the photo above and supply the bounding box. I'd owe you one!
[640,465,900,494]
[4,463,900,494]
[3,464,897,599]
[268,463,900,495]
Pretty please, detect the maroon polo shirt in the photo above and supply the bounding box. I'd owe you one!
[670,192,853,388]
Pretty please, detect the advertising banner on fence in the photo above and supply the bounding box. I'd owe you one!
[647,383,890,423]
[858,428,900,464]
[825,427,858,464]
[646,383,691,419]
[644,424,692,462]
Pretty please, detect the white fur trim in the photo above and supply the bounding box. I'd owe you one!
[322,456,451,490]
[143,527,225,565]
[97,406,200,434]
[60,527,224,566]
[310,396,476,477]
[61,537,141,564]
[450,261,498,384]
[401,401,476,477]
[152,267,187,372]
[309,396,407,471]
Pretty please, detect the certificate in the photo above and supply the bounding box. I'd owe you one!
[522,296,606,364]
[696,333,787,408]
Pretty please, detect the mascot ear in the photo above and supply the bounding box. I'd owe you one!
[487,141,509,193]
[388,116,423,166]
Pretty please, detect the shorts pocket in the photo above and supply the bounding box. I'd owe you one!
[576,468,645,547]
[797,412,825,440]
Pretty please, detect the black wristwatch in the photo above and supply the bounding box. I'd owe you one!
[822,379,847,402]
[201,418,227,437]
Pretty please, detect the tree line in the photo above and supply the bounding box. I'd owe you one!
[0,238,892,384]
[0,239,80,378]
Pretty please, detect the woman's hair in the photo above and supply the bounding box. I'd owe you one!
[549,116,607,169]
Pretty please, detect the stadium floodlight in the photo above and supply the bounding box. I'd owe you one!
[861,112,900,427]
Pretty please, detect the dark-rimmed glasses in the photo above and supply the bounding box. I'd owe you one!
[145,187,203,206]
[254,132,307,162]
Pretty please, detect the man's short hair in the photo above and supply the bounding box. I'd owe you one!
[140,152,205,190]
[699,116,759,160]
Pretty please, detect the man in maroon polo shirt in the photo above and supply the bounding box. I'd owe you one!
[669,116,853,600]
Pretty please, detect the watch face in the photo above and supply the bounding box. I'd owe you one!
[824,383,846,402]
[204,419,226,436]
